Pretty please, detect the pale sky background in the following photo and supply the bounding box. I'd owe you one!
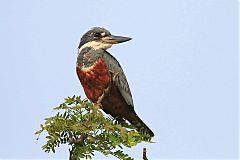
[0,0,238,159]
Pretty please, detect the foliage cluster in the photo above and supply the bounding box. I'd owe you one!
[35,96,151,160]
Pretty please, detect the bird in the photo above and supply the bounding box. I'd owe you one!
[76,27,154,137]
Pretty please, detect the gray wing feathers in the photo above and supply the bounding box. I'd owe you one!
[103,51,134,107]
[114,72,134,107]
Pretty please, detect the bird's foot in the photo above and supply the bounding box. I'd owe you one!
[113,72,120,81]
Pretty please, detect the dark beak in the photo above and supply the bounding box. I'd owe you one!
[102,35,132,44]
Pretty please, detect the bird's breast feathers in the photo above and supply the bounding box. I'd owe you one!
[76,58,110,102]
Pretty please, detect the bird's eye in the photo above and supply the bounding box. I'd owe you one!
[94,33,101,38]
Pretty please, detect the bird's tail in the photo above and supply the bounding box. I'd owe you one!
[133,115,154,137]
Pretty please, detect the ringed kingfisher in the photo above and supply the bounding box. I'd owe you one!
[76,27,154,137]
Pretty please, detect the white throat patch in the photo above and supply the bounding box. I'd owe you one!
[79,41,112,53]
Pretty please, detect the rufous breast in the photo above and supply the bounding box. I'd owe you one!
[76,58,110,102]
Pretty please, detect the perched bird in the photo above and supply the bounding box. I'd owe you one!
[76,27,154,137]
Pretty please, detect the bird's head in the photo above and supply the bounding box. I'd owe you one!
[78,27,131,52]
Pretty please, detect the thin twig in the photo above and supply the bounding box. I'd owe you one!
[69,147,74,160]
[143,148,148,160]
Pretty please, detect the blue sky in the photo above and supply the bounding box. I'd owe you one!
[0,0,238,159]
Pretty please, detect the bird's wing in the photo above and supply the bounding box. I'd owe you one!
[103,51,134,107]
